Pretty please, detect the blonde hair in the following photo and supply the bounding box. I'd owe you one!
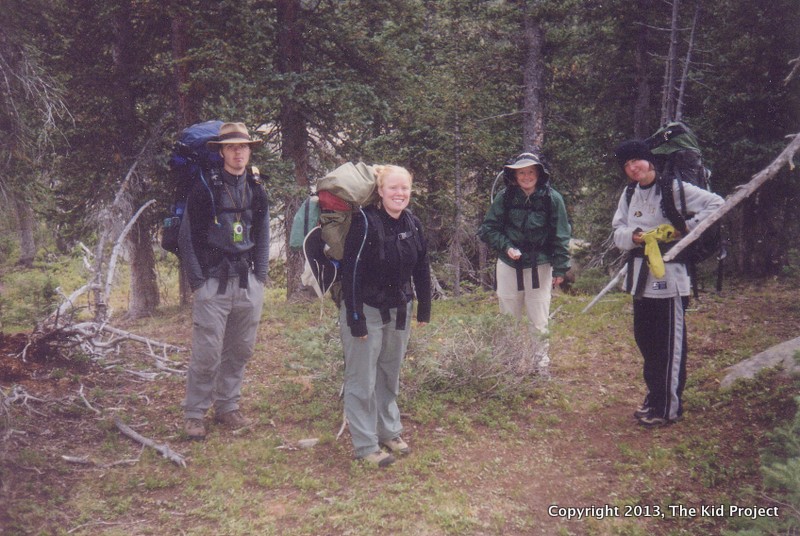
[374,164,413,189]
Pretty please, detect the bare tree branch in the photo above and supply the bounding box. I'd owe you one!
[785,54,800,85]
[114,416,187,468]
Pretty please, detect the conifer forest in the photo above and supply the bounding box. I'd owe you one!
[2,0,799,304]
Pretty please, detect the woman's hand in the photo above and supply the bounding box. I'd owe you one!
[552,276,564,288]
[507,247,522,260]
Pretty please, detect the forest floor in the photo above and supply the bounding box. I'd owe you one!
[0,275,798,535]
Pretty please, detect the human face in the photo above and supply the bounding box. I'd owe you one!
[624,159,656,185]
[515,165,540,195]
[221,143,251,175]
[378,171,412,219]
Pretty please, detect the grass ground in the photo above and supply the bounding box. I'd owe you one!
[1,262,798,535]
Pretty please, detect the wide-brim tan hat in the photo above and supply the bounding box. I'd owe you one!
[207,122,263,147]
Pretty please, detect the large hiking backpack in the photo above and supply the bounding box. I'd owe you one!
[161,120,225,255]
[289,162,379,299]
[291,162,423,302]
[630,121,726,293]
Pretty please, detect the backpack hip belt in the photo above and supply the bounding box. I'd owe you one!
[625,243,681,297]
[512,242,541,291]
[215,252,254,294]
[364,282,413,331]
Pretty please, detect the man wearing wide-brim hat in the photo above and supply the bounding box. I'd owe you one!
[179,122,269,440]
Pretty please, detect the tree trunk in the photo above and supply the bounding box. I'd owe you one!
[284,197,305,299]
[450,119,464,297]
[111,0,159,317]
[521,12,545,152]
[171,12,197,127]
[127,222,160,319]
[660,0,681,124]
[478,240,492,290]
[171,4,198,306]
[14,195,36,268]
[276,0,310,300]
[675,6,699,121]
[633,0,652,138]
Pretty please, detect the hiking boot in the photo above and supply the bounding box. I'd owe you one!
[184,418,206,440]
[214,410,251,429]
[359,451,396,468]
[381,436,411,455]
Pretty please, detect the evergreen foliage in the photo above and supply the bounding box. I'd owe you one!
[0,0,798,278]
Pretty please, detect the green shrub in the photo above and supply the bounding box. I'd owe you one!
[0,270,60,330]
[407,312,548,399]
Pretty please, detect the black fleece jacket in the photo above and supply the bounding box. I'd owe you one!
[178,168,270,290]
[341,206,432,337]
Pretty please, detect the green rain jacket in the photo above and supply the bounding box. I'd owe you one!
[478,186,571,277]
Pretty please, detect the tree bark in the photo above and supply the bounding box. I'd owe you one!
[521,11,545,152]
[127,221,160,319]
[14,195,36,268]
[170,2,198,305]
[276,0,310,300]
[111,0,159,318]
[633,0,652,138]
[660,0,681,124]
[450,119,464,296]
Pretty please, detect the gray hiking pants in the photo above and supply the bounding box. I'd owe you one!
[183,273,265,419]
[340,303,412,458]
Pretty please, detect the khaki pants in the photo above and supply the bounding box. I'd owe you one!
[495,260,553,333]
[496,261,552,368]
[183,273,265,419]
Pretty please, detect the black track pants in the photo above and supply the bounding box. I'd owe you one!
[633,295,689,421]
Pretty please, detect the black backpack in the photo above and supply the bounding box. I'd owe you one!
[161,120,225,255]
[627,122,726,293]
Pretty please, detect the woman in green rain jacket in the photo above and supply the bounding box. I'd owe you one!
[478,153,571,369]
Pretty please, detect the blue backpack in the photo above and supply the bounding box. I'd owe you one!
[161,120,224,255]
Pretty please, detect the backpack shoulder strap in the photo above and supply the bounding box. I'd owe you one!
[625,181,636,206]
[658,176,688,234]
[361,207,386,262]
[404,211,424,255]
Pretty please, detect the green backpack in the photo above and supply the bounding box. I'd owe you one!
[641,121,726,293]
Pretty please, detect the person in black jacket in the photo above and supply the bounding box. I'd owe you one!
[178,122,270,440]
[339,165,432,467]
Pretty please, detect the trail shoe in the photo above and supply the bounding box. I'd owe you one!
[184,418,206,440]
[633,394,651,419]
[637,410,680,428]
[360,451,396,468]
[214,410,251,429]
[381,436,411,455]
[633,404,651,419]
